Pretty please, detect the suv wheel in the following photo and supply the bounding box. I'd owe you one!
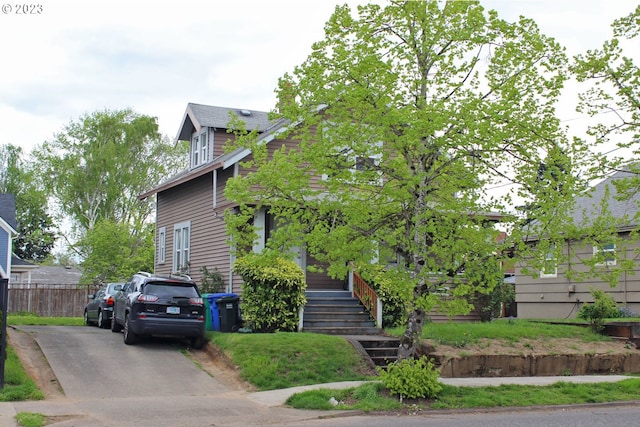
[111,313,123,333]
[123,314,138,345]
[190,335,205,350]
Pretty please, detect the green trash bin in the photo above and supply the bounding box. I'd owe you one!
[216,295,240,332]
[202,294,213,331]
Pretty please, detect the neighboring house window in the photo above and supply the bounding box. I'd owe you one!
[158,227,166,264]
[540,244,557,278]
[200,130,208,164]
[173,221,191,273]
[593,243,616,266]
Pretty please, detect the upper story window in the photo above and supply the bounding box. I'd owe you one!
[191,129,209,168]
[593,243,616,267]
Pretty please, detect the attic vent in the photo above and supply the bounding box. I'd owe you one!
[240,109,252,116]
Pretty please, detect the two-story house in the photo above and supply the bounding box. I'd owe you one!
[139,103,346,294]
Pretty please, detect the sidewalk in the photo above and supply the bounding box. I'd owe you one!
[0,375,632,427]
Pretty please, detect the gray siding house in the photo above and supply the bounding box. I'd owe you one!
[139,103,345,293]
[516,169,640,318]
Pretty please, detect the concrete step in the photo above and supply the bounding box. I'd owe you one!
[358,338,400,369]
[304,311,371,320]
[303,326,382,335]
[304,318,376,328]
[306,290,352,298]
[305,297,363,306]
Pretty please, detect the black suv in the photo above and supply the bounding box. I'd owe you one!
[111,272,206,349]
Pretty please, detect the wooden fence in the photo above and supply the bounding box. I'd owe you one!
[7,284,94,317]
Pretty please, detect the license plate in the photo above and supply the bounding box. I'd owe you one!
[167,306,180,314]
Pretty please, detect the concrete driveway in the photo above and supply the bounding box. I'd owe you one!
[1,325,342,427]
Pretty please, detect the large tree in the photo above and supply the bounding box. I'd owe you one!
[572,4,640,196]
[35,108,187,280]
[0,144,56,262]
[225,1,589,358]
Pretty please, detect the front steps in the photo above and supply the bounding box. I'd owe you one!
[303,290,379,335]
[356,337,400,369]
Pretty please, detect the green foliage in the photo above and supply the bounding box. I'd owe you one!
[233,252,306,333]
[377,356,442,401]
[578,288,621,333]
[0,346,44,402]
[358,264,410,327]
[78,219,154,284]
[473,280,515,322]
[0,144,56,262]
[34,108,187,247]
[199,266,225,294]
[224,1,587,357]
[15,412,46,427]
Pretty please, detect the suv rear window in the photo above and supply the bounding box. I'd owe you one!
[143,282,199,298]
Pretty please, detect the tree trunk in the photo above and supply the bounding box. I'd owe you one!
[398,306,426,360]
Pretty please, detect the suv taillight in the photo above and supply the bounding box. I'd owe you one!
[106,296,114,306]
[189,297,203,305]
[138,294,159,302]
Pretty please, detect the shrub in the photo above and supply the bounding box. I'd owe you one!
[377,356,442,401]
[199,266,225,294]
[473,280,515,322]
[233,252,306,333]
[577,288,620,333]
[357,265,409,328]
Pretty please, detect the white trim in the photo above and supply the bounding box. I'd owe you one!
[158,227,166,264]
[213,169,218,209]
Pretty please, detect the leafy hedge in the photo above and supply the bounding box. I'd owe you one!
[233,252,306,333]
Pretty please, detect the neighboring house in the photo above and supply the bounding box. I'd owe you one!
[0,194,17,280]
[139,103,345,294]
[10,256,37,284]
[516,169,640,319]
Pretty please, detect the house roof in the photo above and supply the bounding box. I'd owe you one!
[11,256,37,270]
[176,103,274,141]
[571,168,640,228]
[139,103,292,200]
[0,193,17,233]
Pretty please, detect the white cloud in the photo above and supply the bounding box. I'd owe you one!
[1,0,637,153]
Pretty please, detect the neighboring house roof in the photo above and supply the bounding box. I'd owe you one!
[175,103,274,141]
[29,265,82,285]
[11,256,36,269]
[571,169,640,228]
[0,193,18,233]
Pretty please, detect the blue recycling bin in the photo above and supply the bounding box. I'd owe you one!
[207,293,238,331]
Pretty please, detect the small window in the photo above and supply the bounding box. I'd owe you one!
[158,227,166,264]
[593,243,616,266]
[540,245,557,278]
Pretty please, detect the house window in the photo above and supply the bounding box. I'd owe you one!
[191,129,209,168]
[173,221,191,273]
[158,227,166,264]
[540,245,557,278]
[200,130,208,164]
[191,134,200,167]
[593,243,616,266]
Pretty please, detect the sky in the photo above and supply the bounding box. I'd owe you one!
[0,0,638,155]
